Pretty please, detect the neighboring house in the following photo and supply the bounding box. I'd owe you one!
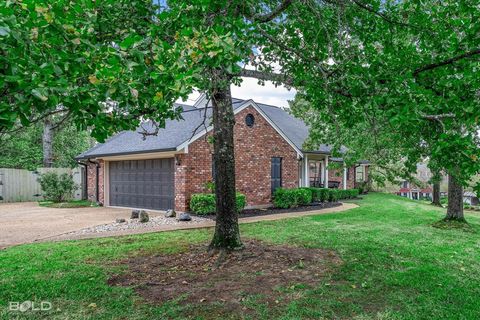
[463,191,479,206]
[76,95,368,212]
[396,180,433,200]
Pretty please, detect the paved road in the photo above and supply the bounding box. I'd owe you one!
[0,202,146,249]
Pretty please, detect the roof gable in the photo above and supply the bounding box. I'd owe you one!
[77,98,340,160]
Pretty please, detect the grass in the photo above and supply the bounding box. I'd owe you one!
[2,193,480,319]
[38,200,99,208]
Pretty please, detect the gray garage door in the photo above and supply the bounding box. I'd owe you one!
[109,159,174,210]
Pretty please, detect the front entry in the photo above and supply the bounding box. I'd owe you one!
[109,159,174,210]
[309,160,323,187]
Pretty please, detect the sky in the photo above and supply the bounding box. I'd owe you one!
[178,78,296,108]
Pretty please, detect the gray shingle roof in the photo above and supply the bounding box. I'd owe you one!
[76,99,337,159]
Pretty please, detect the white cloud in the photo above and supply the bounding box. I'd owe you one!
[178,77,296,108]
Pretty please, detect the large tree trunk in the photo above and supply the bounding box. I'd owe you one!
[209,75,243,250]
[430,170,441,206]
[432,181,441,206]
[42,118,54,168]
[444,174,465,222]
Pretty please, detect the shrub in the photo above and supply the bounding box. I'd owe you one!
[235,193,247,212]
[327,189,339,202]
[317,188,329,202]
[190,193,247,215]
[328,188,360,201]
[190,194,216,215]
[349,189,360,198]
[274,188,312,209]
[37,172,78,203]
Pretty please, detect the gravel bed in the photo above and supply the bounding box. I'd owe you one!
[66,202,346,236]
[68,215,214,235]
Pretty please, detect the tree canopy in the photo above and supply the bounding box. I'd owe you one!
[2,0,479,243]
[288,0,480,190]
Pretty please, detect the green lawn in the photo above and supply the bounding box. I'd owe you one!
[38,200,99,208]
[2,193,480,319]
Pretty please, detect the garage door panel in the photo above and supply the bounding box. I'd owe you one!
[109,158,174,210]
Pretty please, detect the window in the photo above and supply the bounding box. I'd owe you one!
[402,180,408,188]
[245,114,255,127]
[271,157,282,195]
[355,166,364,182]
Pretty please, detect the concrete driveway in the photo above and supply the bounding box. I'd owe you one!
[0,202,141,249]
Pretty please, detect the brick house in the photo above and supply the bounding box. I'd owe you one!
[396,180,433,200]
[77,95,368,212]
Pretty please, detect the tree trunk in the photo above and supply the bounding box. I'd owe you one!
[444,174,465,222]
[42,118,54,168]
[432,181,441,206]
[209,75,243,250]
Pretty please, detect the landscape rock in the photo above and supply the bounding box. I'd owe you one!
[116,218,126,223]
[177,213,192,221]
[131,210,140,219]
[165,209,176,218]
[139,210,149,223]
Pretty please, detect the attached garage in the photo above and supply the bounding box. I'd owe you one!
[109,159,174,211]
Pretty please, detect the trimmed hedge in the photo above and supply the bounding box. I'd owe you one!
[274,187,360,208]
[274,188,312,209]
[190,193,247,215]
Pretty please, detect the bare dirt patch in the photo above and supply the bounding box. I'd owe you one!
[108,240,342,315]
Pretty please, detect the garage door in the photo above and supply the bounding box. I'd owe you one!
[109,159,174,210]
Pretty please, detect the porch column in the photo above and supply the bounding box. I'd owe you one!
[324,156,329,188]
[304,154,309,187]
[343,164,347,190]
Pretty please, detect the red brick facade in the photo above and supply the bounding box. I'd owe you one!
[86,160,104,204]
[328,165,368,190]
[86,104,367,211]
[174,105,300,211]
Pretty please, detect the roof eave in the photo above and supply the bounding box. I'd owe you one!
[74,147,178,160]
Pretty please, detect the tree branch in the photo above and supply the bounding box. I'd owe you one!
[239,69,294,86]
[422,113,455,131]
[414,48,480,76]
[249,0,293,23]
[256,27,328,77]
[351,0,419,29]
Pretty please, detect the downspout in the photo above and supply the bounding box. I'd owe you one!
[88,159,100,204]
[77,160,88,200]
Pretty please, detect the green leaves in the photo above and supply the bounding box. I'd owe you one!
[31,89,49,102]
[0,25,10,36]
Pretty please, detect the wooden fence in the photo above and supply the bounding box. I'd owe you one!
[0,167,84,203]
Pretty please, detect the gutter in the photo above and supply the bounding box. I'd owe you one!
[75,147,178,160]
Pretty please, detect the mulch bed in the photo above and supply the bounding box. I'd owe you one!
[108,239,342,315]
[191,201,342,220]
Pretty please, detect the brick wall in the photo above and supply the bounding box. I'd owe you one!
[86,160,104,205]
[327,165,356,189]
[175,105,299,211]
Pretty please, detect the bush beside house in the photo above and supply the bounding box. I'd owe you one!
[190,193,247,215]
[274,187,359,209]
[190,188,358,214]
[274,188,312,209]
[37,172,78,203]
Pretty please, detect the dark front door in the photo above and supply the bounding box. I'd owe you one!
[109,159,174,210]
[271,157,282,195]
